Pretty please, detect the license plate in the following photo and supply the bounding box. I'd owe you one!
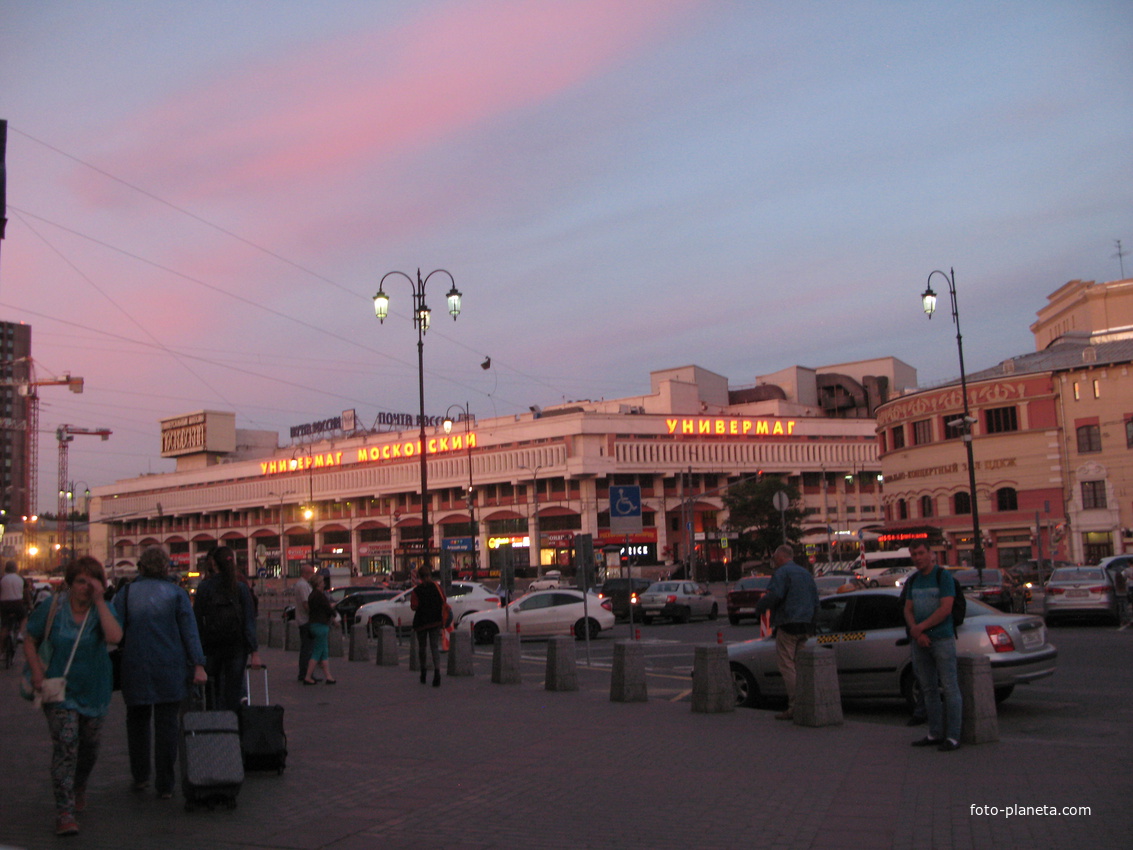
[1066,590,1089,598]
[738,607,756,614]
[1021,631,1042,648]
[645,608,663,615]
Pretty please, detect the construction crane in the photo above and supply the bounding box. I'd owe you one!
[0,362,85,523]
[56,424,111,553]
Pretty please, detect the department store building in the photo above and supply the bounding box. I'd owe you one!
[876,277,1133,568]
[90,360,911,579]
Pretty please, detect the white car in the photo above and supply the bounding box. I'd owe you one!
[355,581,500,636]
[465,589,615,644]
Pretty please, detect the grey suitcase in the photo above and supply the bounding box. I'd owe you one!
[180,693,244,811]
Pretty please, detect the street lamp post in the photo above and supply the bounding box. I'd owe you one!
[268,491,295,577]
[373,269,463,576]
[292,445,316,570]
[443,403,477,581]
[922,267,985,579]
[518,464,544,578]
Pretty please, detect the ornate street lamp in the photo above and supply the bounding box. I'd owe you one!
[373,269,463,575]
[922,267,985,577]
[443,403,477,581]
[518,463,545,578]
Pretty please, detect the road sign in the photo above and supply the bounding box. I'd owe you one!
[772,490,789,511]
[609,485,642,534]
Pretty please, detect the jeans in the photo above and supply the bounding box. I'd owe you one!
[43,706,105,817]
[126,702,181,795]
[205,652,247,712]
[298,623,313,680]
[911,636,962,742]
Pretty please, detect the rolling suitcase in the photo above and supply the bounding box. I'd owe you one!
[240,666,287,773]
[180,686,244,811]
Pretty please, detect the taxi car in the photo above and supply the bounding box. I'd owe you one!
[728,588,1057,709]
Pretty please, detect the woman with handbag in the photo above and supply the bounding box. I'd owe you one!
[23,557,123,836]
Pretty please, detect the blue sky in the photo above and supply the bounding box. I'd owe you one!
[0,0,1130,511]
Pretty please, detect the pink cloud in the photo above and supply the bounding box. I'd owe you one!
[89,0,706,204]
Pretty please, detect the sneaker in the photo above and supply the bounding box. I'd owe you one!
[911,736,944,747]
[55,814,79,836]
[938,738,961,752]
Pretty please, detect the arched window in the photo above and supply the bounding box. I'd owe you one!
[920,495,934,518]
[996,487,1018,511]
[897,499,908,520]
[953,492,971,515]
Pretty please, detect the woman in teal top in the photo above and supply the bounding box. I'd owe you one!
[24,557,123,837]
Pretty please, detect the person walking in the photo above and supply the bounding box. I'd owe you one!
[1,560,28,658]
[752,544,819,721]
[113,547,207,799]
[410,565,446,687]
[302,572,336,685]
[194,546,262,711]
[904,541,963,751]
[23,557,123,836]
[293,562,315,682]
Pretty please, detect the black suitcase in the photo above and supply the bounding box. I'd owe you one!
[180,688,244,811]
[240,666,287,773]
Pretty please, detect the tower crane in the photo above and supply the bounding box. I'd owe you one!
[56,424,111,552]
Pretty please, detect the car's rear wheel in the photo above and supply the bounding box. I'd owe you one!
[676,607,691,624]
[728,614,739,626]
[708,603,718,621]
[368,615,393,638]
[868,580,879,588]
[574,617,600,640]
[994,685,1015,703]
[641,616,653,625]
[731,663,759,708]
[473,621,499,645]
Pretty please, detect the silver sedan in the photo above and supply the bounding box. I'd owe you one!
[638,581,719,624]
[1042,566,1121,625]
[728,588,1057,708]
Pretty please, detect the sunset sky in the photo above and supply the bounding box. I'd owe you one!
[1,1,1130,512]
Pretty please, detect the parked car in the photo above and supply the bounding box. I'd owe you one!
[284,585,366,621]
[728,588,1058,709]
[597,577,653,620]
[1042,566,1121,625]
[873,566,915,588]
[953,568,1026,613]
[638,581,718,624]
[815,575,865,597]
[1010,559,1075,586]
[727,575,772,624]
[1095,555,1132,597]
[334,589,400,629]
[355,581,500,636]
[858,549,915,586]
[527,570,564,591]
[465,589,614,644]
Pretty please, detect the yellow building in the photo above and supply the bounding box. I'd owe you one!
[877,278,1133,567]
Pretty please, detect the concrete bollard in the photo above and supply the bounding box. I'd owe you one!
[447,628,474,677]
[610,640,647,702]
[958,653,999,744]
[545,635,579,692]
[374,624,398,667]
[691,644,734,713]
[285,620,299,652]
[348,624,370,662]
[491,633,522,684]
[793,643,843,727]
[328,625,344,658]
[267,618,283,649]
[255,617,270,647]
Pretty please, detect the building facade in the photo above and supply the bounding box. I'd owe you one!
[90,360,911,579]
[877,278,1133,567]
[0,320,32,521]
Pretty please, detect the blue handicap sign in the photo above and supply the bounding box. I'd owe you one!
[610,486,641,518]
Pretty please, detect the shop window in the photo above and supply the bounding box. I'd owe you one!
[912,419,933,445]
[1076,424,1101,454]
[985,406,1018,434]
[1081,480,1107,510]
[953,492,971,515]
[891,426,905,449]
[996,487,1018,512]
[920,495,934,518]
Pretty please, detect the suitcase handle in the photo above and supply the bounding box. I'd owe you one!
[244,664,270,705]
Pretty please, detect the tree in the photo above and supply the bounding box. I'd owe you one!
[722,475,805,561]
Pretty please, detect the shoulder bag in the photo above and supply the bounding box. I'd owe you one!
[38,607,90,706]
[20,593,61,702]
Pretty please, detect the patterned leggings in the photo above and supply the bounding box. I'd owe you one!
[43,705,105,817]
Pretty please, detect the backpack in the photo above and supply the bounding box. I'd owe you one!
[198,585,244,653]
[899,567,965,629]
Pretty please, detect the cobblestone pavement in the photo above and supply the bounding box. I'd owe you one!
[1,638,1129,850]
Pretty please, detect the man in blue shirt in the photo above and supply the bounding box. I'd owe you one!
[903,541,962,751]
[753,544,819,720]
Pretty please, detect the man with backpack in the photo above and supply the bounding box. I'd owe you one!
[903,541,963,752]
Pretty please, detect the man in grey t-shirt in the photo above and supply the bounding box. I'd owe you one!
[294,562,315,682]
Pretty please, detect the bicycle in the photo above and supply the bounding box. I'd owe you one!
[1,623,16,670]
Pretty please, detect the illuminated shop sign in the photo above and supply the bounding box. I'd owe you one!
[488,535,530,549]
[259,433,477,477]
[665,417,797,436]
